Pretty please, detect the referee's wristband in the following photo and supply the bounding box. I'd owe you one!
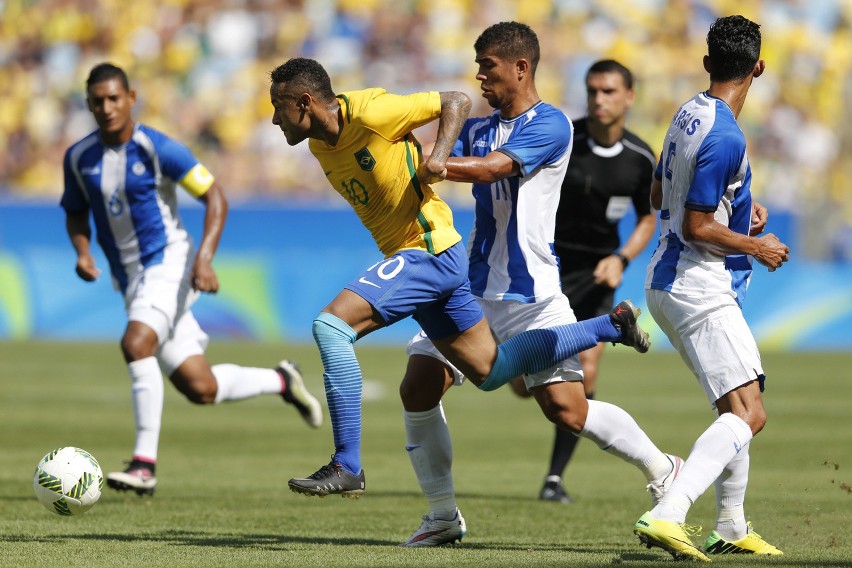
[615,252,630,269]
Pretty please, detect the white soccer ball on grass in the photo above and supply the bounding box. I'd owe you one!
[33,447,104,516]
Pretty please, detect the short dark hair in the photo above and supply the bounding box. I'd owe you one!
[269,58,336,102]
[474,21,540,74]
[586,59,633,90]
[706,15,761,82]
[86,63,129,91]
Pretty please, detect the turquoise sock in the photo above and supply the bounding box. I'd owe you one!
[312,312,362,474]
[478,314,619,392]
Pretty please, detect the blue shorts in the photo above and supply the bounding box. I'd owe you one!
[345,241,484,340]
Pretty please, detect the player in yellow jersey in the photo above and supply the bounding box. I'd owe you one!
[306,88,461,257]
[269,58,651,498]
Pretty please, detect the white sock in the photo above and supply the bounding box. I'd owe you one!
[128,357,163,462]
[715,442,750,541]
[580,400,671,482]
[404,403,457,516]
[212,364,281,403]
[652,413,753,523]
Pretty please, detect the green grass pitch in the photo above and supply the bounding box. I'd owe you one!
[1,341,850,567]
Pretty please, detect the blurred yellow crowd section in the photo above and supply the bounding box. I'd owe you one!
[1,0,849,256]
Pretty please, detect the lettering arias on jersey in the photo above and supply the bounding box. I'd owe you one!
[672,108,701,135]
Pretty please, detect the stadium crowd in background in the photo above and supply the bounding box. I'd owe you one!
[0,0,850,258]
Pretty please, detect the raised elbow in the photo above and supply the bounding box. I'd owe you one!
[682,223,699,243]
[455,91,472,114]
[442,91,472,115]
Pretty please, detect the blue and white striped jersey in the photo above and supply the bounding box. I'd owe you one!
[453,102,572,303]
[61,123,213,292]
[645,92,754,306]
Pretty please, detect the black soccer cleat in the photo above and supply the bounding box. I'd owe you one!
[288,457,365,499]
[610,299,650,353]
[539,477,574,504]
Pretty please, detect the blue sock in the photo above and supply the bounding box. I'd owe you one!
[478,314,620,392]
[312,312,362,475]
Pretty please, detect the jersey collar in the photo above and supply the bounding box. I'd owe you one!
[587,136,623,158]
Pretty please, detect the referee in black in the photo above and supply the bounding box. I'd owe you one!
[512,60,658,504]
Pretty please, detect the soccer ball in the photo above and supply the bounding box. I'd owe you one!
[33,447,104,516]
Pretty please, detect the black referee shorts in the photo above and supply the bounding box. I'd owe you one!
[559,253,615,321]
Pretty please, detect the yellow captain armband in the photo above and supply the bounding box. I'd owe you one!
[179,163,215,197]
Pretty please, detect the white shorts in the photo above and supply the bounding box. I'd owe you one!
[157,311,209,376]
[406,294,584,390]
[123,241,208,375]
[646,288,764,407]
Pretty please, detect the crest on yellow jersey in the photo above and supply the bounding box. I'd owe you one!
[354,147,376,172]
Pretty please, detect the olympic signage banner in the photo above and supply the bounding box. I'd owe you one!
[0,202,849,350]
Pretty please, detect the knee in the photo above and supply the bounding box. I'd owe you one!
[541,401,585,433]
[311,317,327,344]
[313,313,356,350]
[170,369,218,405]
[728,407,766,436]
[399,358,450,412]
[727,400,767,436]
[399,381,442,412]
[120,332,157,362]
[184,389,215,405]
[747,408,767,435]
[399,379,417,405]
[556,410,585,433]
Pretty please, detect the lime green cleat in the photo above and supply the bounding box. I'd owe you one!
[634,512,711,562]
[703,523,783,555]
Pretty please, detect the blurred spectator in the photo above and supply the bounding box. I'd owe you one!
[0,0,849,258]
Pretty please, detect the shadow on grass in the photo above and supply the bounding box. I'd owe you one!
[0,531,614,551]
[0,532,849,566]
[0,531,393,547]
[0,532,679,557]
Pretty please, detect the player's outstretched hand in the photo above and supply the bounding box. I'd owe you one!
[754,233,790,272]
[75,255,100,282]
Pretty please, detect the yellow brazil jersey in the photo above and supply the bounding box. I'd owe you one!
[308,88,461,257]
